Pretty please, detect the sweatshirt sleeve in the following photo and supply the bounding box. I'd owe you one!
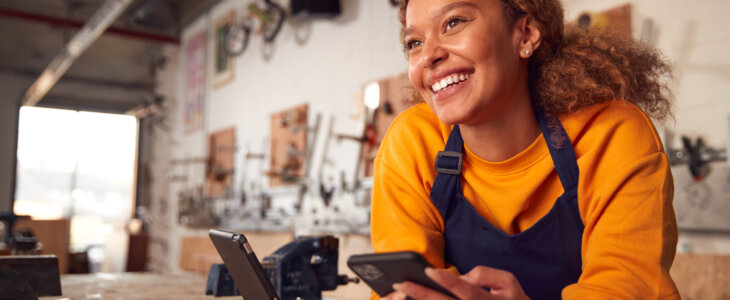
[563,104,680,299]
[369,104,451,264]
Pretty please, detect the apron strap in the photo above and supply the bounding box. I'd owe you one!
[432,125,464,217]
[534,108,580,192]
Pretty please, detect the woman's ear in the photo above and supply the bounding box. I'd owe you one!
[517,15,542,58]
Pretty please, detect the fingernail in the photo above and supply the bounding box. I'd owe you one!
[393,292,407,300]
[425,267,437,277]
[392,283,403,291]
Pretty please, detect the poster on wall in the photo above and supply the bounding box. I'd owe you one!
[213,11,235,89]
[184,30,206,132]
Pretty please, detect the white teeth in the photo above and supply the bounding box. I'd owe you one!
[431,73,471,93]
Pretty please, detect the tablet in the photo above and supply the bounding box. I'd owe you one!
[209,229,279,300]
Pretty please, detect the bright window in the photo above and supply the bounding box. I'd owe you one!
[14,106,137,272]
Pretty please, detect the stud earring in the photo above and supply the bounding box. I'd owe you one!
[524,49,531,55]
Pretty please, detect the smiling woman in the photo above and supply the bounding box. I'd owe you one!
[371,0,678,299]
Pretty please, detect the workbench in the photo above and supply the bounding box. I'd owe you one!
[39,273,214,299]
[32,252,727,299]
[37,272,370,300]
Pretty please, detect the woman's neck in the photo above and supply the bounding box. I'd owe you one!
[459,91,540,162]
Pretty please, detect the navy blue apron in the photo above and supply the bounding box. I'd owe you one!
[430,109,583,300]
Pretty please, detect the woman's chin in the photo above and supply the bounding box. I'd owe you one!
[434,110,466,126]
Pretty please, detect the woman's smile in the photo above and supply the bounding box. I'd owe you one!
[428,70,474,102]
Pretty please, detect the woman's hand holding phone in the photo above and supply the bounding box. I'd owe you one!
[384,266,530,300]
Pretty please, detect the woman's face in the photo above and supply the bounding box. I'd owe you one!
[405,0,526,125]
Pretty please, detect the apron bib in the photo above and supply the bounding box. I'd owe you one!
[430,109,583,300]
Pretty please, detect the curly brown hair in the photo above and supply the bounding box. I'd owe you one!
[398,0,673,121]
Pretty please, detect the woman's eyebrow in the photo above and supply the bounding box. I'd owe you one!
[404,1,478,38]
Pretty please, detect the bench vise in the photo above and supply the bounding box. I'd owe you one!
[205,235,358,299]
[262,235,358,299]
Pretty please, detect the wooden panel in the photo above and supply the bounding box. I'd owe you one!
[206,127,235,197]
[13,219,70,274]
[179,231,294,274]
[269,104,308,186]
[671,253,730,300]
[361,72,415,177]
[178,235,219,274]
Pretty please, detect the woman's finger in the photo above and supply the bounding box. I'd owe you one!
[383,290,407,300]
[392,281,455,300]
[460,265,517,289]
[460,266,529,300]
[424,268,494,300]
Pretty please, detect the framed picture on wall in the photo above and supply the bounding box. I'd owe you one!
[213,11,235,89]
[184,29,206,132]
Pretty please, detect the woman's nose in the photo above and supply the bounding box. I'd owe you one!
[419,41,448,69]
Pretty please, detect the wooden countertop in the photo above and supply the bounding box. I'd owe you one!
[38,272,369,300]
[40,273,217,300]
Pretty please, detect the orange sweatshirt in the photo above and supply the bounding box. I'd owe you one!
[370,101,679,299]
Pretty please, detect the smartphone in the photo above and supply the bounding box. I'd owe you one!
[208,229,280,300]
[347,251,455,297]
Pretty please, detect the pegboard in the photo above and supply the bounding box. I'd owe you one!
[269,104,308,186]
[361,72,415,177]
[206,127,236,197]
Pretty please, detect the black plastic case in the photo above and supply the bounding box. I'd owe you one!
[208,229,279,300]
[347,251,455,297]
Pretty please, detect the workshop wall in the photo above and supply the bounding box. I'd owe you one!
[146,0,404,274]
[145,0,730,280]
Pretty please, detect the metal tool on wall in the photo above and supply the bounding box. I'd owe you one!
[224,0,286,57]
[223,16,252,57]
[664,119,730,232]
[297,114,373,234]
[293,113,322,211]
[664,130,727,181]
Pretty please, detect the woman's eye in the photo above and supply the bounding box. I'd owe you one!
[445,17,465,32]
[405,39,423,50]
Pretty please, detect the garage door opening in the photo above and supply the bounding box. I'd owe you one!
[14,106,137,273]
